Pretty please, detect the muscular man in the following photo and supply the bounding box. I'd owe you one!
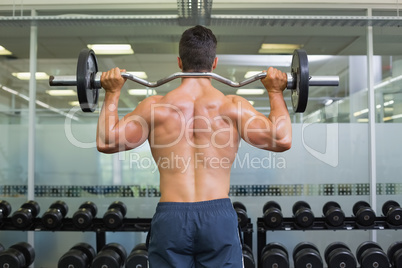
[97,25,291,267]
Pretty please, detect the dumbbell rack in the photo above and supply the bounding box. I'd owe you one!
[0,217,152,252]
[256,216,402,268]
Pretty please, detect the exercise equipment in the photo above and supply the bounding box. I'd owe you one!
[126,243,148,268]
[387,241,402,268]
[42,200,69,229]
[352,201,376,227]
[0,242,35,268]
[382,200,402,226]
[58,243,96,268]
[322,201,345,227]
[262,200,283,228]
[92,243,127,268]
[0,200,11,223]
[356,241,389,268]
[233,201,249,228]
[292,201,315,228]
[103,201,127,229]
[324,242,357,268]
[49,48,339,113]
[293,242,323,268]
[242,244,255,268]
[11,200,40,229]
[260,242,289,268]
[72,201,98,229]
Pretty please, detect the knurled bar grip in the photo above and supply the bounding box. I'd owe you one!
[49,72,339,89]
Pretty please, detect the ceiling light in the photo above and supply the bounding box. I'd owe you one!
[236,89,265,95]
[259,44,301,54]
[244,71,262,79]
[0,45,12,55]
[324,99,333,106]
[46,89,76,96]
[87,44,134,55]
[248,100,255,106]
[12,72,49,80]
[128,89,156,96]
[127,72,148,79]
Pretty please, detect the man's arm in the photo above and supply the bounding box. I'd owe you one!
[233,67,292,152]
[96,68,152,154]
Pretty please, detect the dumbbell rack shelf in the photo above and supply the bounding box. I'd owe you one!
[257,216,402,268]
[0,217,152,252]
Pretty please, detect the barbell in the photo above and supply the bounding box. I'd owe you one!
[48,48,339,113]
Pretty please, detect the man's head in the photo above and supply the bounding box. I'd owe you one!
[178,25,218,72]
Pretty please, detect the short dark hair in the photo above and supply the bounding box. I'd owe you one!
[179,25,217,72]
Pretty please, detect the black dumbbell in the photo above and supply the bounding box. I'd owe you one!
[293,242,323,268]
[261,242,289,268]
[356,241,389,268]
[387,241,402,268]
[0,200,12,222]
[58,243,96,268]
[292,201,315,228]
[262,201,283,228]
[72,201,98,229]
[11,200,40,229]
[42,200,69,229]
[233,202,248,228]
[323,201,345,227]
[103,201,127,229]
[242,244,255,268]
[0,242,35,268]
[126,243,148,268]
[92,243,127,268]
[324,241,357,268]
[382,200,402,226]
[352,201,376,227]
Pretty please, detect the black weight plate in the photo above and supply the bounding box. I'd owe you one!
[261,249,289,268]
[295,210,314,228]
[233,202,247,212]
[103,209,124,229]
[72,243,96,263]
[42,209,62,229]
[356,241,382,263]
[262,242,289,258]
[360,249,389,268]
[77,48,99,112]
[387,241,402,265]
[387,207,402,226]
[325,208,345,227]
[0,200,11,217]
[108,201,127,217]
[291,49,309,113]
[92,251,121,268]
[263,201,281,213]
[352,201,370,216]
[263,207,283,228]
[102,243,127,261]
[322,201,340,215]
[356,208,376,226]
[294,249,323,268]
[0,249,22,268]
[10,242,35,266]
[292,201,311,215]
[293,242,319,261]
[21,200,40,217]
[79,201,98,216]
[132,243,148,252]
[243,250,255,268]
[382,200,400,216]
[327,248,357,268]
[324,242,350,264]
[50,200,69,217]
[58,249,90,268]
[126,250,148,268]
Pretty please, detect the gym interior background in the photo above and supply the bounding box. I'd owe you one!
[1,0,402,267]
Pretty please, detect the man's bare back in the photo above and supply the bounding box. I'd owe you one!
[97,67,291,202]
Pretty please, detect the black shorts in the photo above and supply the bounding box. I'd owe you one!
[147,198,243,268]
